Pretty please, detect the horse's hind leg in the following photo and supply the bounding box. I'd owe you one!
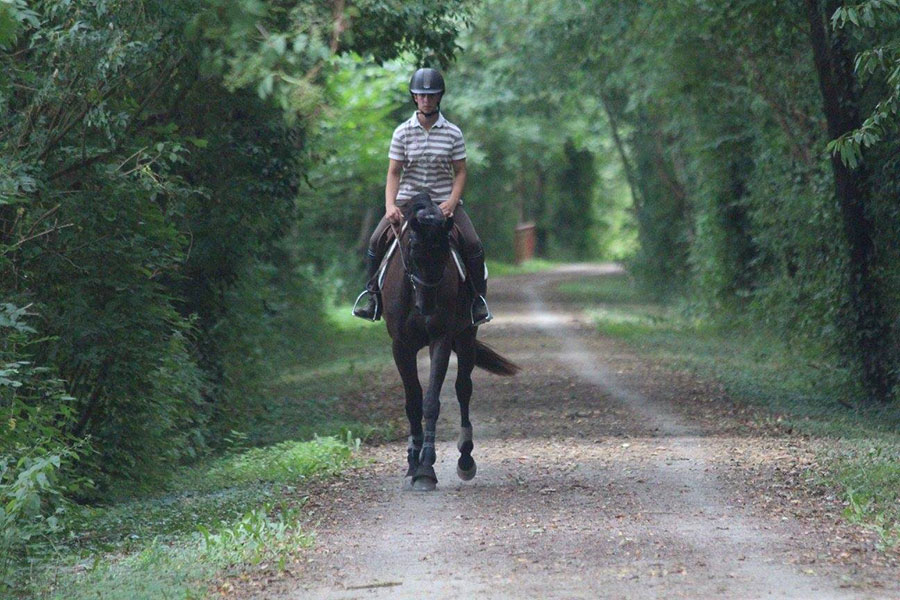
[454,330,477,481]
[393,339,423,489]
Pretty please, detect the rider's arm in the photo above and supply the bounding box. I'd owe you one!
[442,158,466,217]
[385,159,404,223]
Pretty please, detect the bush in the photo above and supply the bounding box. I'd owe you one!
[0,304,90,587]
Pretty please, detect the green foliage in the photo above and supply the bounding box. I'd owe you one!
[0,304,90,589]
[197,505,312,569]
[0,0,472,495]
[199,434,358,489]
[23,431,358,597]
[490,0,899,400]
[561,275,898,432]
[0,0,471,592]
[829,0,900,167]
[0,0,37,50]
[550,140,599,260]
[450,0,632,262]
[297,56,409,295]
[833,445,900,549]
[485,258,558,278]
[33,506,312,600]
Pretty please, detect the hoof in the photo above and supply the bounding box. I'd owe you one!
[456,462,477,481]
[457,456,477,481]
[413,477,437,492]
[412,464,438,492]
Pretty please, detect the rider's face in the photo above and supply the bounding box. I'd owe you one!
[414,92,441,113]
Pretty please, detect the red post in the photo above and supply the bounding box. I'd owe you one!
[514,222,536,264]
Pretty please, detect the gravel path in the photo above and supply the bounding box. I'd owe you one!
[248,265,898,599]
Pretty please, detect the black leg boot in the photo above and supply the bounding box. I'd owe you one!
[465,251,492,326]
[352,251,383,321]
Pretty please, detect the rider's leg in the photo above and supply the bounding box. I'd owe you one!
[454,207,492,326]
[352,216,391,321]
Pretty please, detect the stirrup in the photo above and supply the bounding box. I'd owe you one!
[472,295,493,326]
[352,290,381,321]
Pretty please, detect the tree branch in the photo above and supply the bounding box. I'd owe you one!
[47,57,185,180]
[3,223,74,253]
[303,0,347,81]
[38,62,159,163]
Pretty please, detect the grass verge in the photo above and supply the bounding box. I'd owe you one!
[486,258,559,278]
[237,305,398,446]
[556,273,900,550]
[14,308,396,599]
[22,436,355,599]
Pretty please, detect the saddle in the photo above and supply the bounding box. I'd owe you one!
[376,222,468,290]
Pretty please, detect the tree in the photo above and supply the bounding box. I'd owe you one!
[804,0,896,402]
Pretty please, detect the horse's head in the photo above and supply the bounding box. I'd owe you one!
[403,193,453,316]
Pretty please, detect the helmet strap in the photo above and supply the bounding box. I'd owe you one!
[417,106,440,117]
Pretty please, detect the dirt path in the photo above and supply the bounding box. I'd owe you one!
[248,265,898,599]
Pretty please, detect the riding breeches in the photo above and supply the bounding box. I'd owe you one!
[367,205,484,263]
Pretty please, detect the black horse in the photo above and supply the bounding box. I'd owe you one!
[381,193,519,491]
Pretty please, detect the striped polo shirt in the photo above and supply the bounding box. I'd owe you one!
[389,112,466,205]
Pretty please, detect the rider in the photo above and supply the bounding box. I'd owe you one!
[352,67,492,326]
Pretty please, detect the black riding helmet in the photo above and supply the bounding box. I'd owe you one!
[409,68,445,95]
[409,68,444,116]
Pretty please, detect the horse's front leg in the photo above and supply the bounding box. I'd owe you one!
[413,336,454,491]
[393,339,423,489]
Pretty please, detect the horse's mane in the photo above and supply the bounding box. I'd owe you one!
[403,192,452,250]
[403,192,438,223]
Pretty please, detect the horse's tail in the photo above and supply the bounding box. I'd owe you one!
[474,340,520,376]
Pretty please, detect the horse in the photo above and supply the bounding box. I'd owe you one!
[381,192,519,492]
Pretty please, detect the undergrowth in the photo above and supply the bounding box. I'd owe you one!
[10,306,394,598]
[557,273,900,550]
[37,503,313,600]
[21,435,356,599]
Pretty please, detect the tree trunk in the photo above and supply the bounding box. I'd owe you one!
[356,206,376,256]
[804,0,895,402]
[534,164,548,255]
[599,91,642,214]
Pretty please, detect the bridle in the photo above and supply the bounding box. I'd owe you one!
[390,221,446,291]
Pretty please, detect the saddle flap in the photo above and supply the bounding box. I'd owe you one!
[377,238,399,289]
[450,247,466,282]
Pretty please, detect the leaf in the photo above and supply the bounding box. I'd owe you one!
[271,35,286,55]
[186,137,208,148]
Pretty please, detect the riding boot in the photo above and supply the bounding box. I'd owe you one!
[352,251,383,321]
[465,251,493,326]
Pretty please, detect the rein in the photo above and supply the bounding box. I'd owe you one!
[390,221,409,274]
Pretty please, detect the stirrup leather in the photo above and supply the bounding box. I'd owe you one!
[472,295,493,326]
[352,290,381,321]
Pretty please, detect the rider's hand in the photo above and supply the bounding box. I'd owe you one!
[385,204,403,225]
[439,200,456,218]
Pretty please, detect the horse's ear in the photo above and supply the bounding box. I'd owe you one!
[401,203,415,223]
